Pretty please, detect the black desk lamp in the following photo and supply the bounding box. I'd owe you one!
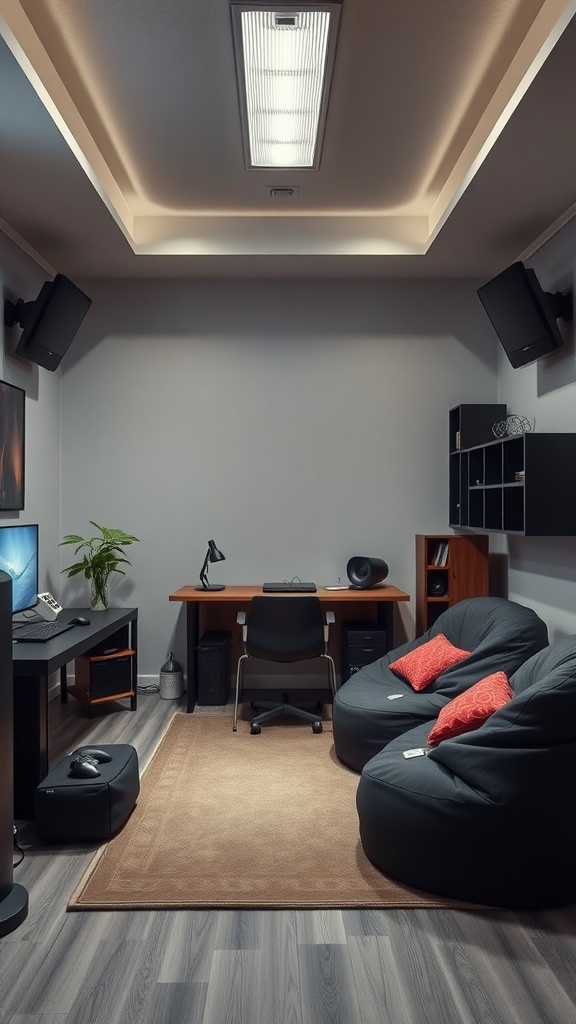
[195,539,226,591]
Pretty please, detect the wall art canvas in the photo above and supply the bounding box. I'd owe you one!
[0,380,25,510]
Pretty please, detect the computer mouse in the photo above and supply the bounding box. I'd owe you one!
[69,616,91,626]
[71,746,112,763]
[69,755,101,779]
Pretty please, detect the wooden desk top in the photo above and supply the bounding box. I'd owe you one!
[169,584,410,603]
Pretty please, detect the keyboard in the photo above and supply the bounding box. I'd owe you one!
[12,620,75,642]
[262,582,317,593]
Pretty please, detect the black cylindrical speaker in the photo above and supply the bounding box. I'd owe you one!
[346,557,389,590]
[427,572,448,597]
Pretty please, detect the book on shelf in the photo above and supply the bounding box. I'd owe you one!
[432,541,443,565]
[432,540,449,566]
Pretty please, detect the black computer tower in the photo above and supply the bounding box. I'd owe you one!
[197,631,231,705]
[341,620,387,683]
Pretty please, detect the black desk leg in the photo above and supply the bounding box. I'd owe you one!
[13,674,49,819]
[186,601,199,712]
[60,664,68,702]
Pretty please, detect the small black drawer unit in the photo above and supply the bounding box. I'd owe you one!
[197,631,231,705]
[341,620,387,682]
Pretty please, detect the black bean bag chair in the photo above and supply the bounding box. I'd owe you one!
[356,636,576,909]
[333,596,548,772]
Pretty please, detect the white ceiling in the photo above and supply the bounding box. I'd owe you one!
[0,0,575,280]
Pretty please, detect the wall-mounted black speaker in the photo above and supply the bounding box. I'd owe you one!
[477,261,572,368]
[427,572,448,597]
[4,274,92,372]
[346,556,389,590]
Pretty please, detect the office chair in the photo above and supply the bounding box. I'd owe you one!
[233,596,337,733]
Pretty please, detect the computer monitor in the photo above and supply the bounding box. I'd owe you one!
[0,524,38,614]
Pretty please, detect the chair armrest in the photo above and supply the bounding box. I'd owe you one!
[324,610,335,645]
[236,609,247,645]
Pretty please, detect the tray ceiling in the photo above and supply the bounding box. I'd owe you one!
[0,0,575,278]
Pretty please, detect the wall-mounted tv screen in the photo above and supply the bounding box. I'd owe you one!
[477,261,572,369]
[0,523,38,614]
[4,274,92,372]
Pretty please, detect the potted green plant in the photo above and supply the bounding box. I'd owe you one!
[60,521,140,610]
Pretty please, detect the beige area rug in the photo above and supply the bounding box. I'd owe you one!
[68,713,472,911]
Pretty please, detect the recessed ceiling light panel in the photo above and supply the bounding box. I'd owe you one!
[231,4,341,170]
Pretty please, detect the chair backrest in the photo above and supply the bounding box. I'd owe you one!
[244,596,326,663]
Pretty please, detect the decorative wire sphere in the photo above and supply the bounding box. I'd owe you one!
[492,415,532,438]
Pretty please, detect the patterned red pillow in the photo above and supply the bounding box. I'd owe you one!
[389,633,471,692]
[427,671,514,745]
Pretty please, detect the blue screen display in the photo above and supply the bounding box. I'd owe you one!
[0,524,38,613]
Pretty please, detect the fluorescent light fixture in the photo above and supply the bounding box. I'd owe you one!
[231,3,341,169]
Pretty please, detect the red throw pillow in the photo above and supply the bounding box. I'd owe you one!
[427,671,514,745]
[389,633,471,692]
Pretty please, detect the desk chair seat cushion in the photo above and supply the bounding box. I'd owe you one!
[356,636,576,909]
[332,596,548,772]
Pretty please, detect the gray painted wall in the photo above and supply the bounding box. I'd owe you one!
[4,215,576,686]
[0,231,61,616]
[55,278,498,681]
[494,216,576,643]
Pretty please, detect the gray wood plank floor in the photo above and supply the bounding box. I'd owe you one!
[3,691,576,1024]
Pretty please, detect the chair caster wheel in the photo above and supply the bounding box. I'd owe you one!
[312,721,323,733]
[250,723,261,735]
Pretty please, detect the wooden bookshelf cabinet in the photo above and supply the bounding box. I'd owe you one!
[415,534,489,635]
[449,405,576,535]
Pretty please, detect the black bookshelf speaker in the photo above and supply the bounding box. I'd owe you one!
[427,573,448,597]
[346,557,389,590]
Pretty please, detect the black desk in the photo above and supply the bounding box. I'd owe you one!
[12,606,138,819]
